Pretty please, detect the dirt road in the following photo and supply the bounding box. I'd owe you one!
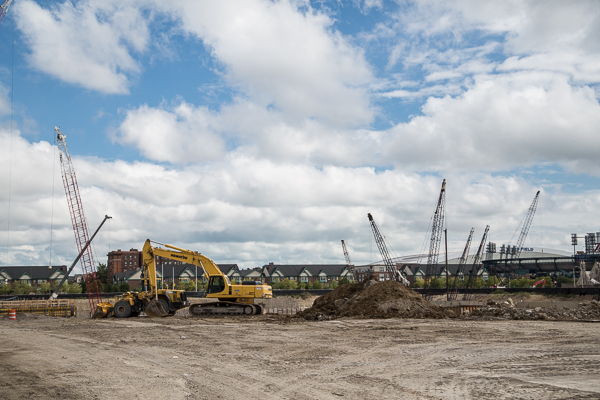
[1,314,599,399]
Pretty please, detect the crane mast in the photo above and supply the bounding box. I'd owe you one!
[0,0,12,24]
[341,240,355,281]
[512,191,540,260]
[56,127,102,316]
[448,227,474,301]
[367,213,409,285]
[425,179,446,287]
[463,225,489,300]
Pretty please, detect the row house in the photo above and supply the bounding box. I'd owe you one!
[354,263,489,285]
[0,265,68,286]
[260,263,354,284]
[111,263,241,289]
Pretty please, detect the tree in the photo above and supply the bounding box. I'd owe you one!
[412,280,424,288]
[68,282,82,294]
[339,277,351,285]
[484,276,500,287]
[118,282,130,292]
[13,281,33,294]
[96,263,108,285]
[40,281,52,294]
[429,278,444,289]
[0,282,11,294]
[310,281,323,289]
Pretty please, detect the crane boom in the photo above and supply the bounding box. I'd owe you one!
[0,0,12,24]
[448,228,474,301]
[463,225,489,300]
[425,179,446,286]
[341,240,355,281]
[367,213,409,285]
[513,191,540,260]
[56,127,102,316]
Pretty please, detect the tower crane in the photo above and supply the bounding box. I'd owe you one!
[367,213,409,286]
[463,225,489,300]
[56,127,102,316]
[0,0,12,24]
[424,179,446,288]
[448,227,474,301]
[511,191,540,260]
[341,240,355,281]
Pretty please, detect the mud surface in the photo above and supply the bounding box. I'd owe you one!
[2,311,600,399]
[299,279,451,320]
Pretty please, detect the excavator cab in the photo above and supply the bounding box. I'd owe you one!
[207,275,227,294]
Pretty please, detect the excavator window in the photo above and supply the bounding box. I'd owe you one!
[207,276,226,294]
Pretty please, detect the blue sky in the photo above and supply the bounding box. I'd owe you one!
[1,0,600,271]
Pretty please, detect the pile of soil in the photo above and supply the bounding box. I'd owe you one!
[467,298,600,321]
[298,279,451,320]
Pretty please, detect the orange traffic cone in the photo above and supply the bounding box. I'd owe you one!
[8,309,16,321]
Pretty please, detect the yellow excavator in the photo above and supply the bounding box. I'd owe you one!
[151,240,273,315]
[94,239,272,318]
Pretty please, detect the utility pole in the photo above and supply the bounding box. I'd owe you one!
[445,229,449,301]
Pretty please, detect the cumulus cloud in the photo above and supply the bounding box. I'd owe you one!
[15,0,149,94]
[3,131,599,269]
[383,71,600,173]
[114,101,225,164]
[157,0,374,127]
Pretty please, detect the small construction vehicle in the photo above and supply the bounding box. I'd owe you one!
[94,239,190,318]
[147,240,273,315]
[532,279,546,288]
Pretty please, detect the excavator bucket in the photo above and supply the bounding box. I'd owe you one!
[144,299,168,318]
[93,302,114,318]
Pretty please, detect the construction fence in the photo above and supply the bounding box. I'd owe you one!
[0,299,77,318]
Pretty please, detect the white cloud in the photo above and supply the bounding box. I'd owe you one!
[114,101,225,164]
[3,130,600,269]
[383,72,600,173]
[15,0,149,94]
[0,83,9,116]
[158,0,375,127]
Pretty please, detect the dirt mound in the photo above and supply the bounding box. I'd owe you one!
[467,298,600,321]
[298,279,451,320]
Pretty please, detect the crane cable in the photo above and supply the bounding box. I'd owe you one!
[5,9,14,265]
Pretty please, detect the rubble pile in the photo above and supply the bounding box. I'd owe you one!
[467,298,600,321]
[298,279,452,321]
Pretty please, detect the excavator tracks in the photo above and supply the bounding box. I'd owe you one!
[189,302,265,316]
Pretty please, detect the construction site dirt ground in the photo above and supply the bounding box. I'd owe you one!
[2,311,600,400]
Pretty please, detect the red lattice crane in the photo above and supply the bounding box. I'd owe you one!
[0,0,12,24]
[55,127,102,316]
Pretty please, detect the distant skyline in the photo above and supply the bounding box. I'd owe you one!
[1,1,600,273]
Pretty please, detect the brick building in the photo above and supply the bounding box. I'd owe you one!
[107,248,142,282]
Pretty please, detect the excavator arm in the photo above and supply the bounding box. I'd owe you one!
[143,240,231,291]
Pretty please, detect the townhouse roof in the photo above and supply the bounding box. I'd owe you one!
[263,264,350,277]
[0,265,68,280]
